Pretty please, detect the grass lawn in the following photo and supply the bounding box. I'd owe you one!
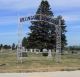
[0,49,80,72]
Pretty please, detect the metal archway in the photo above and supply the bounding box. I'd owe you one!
[17,14,62,63]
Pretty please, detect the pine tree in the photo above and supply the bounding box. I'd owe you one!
[27,0,55,50]
[0,44,3,50]
[12,43,15,50]
[22,37,29,48]
[27,0,67,52]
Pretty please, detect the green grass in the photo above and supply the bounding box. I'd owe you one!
[0,49,80,72]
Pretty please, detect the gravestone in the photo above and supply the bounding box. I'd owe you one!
[30,49,33,52]
[43,49,48,56]
[34,49,40,54]
[48,49,52,58]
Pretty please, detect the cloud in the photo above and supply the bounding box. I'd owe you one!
[0,0,41,11]
[0,0,80,45]
[0,32,17,36]
[0,0,79,11]
[63,15,80,22]
[0,16,18,26]
[0,0,80,12]
[49,0,80,8]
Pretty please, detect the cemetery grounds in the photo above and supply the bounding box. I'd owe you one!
[0,49,80,72]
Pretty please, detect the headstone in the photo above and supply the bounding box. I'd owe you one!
[43,49,47,52]
[30,49,33,52]
[35,49,40,54]
[48,49,52,58]
[43,49,48,56]
[34,49,36,53]
[26,49,28,52]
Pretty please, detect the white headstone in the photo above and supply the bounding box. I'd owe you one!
[30,49,33,52]
[43,49,47,52]
[48,49,52,58]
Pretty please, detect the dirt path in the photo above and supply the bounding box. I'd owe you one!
[0,71,80,77]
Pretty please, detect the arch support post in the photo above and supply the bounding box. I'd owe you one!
[55,18,61,63]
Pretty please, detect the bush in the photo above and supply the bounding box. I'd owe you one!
[42,52,48,56]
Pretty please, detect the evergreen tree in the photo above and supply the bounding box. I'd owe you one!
[12,43,15,50]
[3,45,11,49]
[27,0,67,52]
[27,0,55,50]
[22,37,29,48]
[0,44,3,50]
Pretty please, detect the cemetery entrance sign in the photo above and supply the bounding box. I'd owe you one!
[17,14,62,63]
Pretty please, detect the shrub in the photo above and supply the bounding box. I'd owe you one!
[42,52,48,56]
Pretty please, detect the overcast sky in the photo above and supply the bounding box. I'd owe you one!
[0,0,80,46]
